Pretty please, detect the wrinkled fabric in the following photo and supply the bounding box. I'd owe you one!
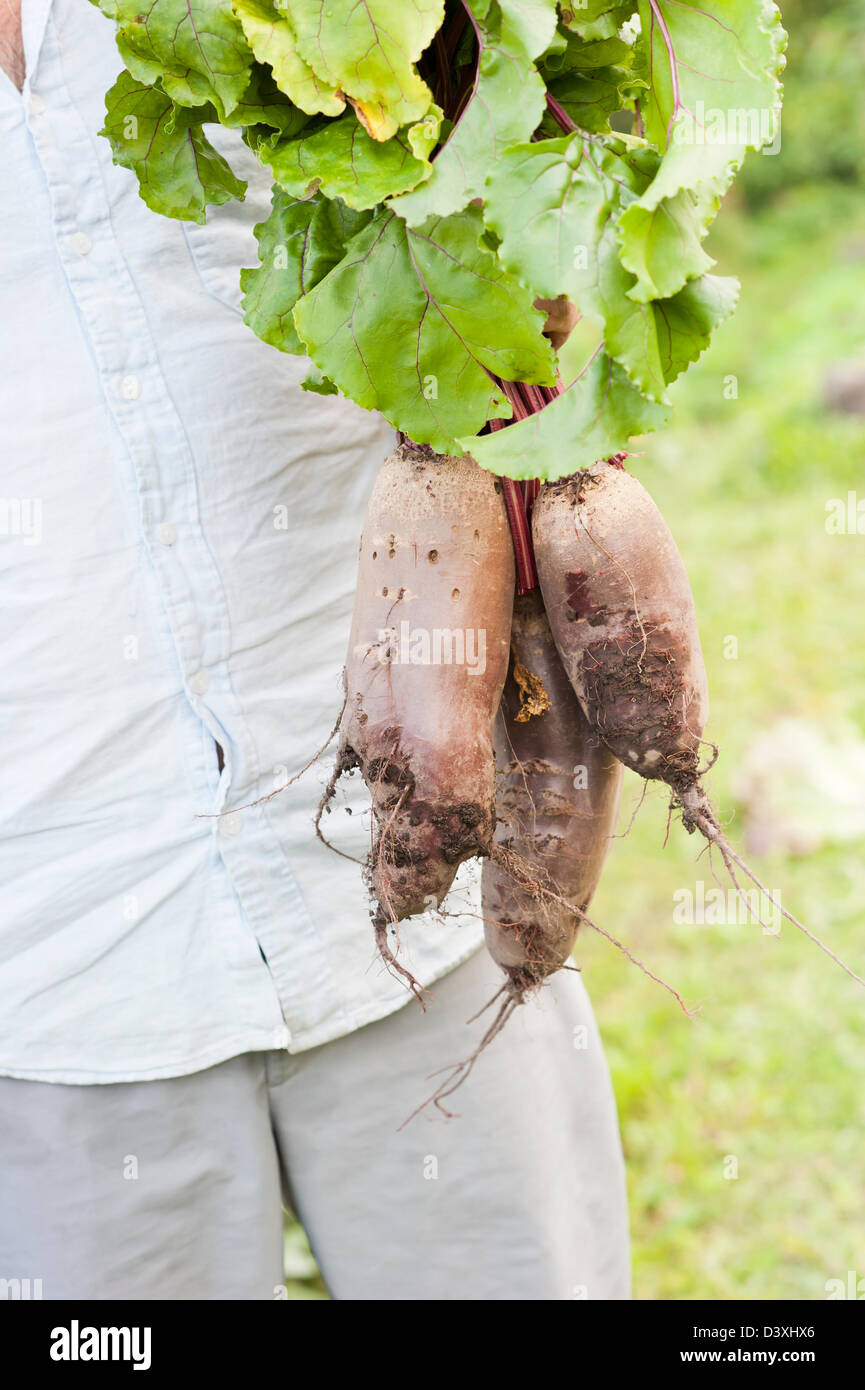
[0,0,483,1083]
[0,949,630,1301]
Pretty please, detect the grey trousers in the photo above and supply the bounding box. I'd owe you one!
[0,948,630,1300]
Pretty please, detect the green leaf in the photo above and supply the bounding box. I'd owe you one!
[483,132,734,402]
[539,24,568,61]
[232,0,346,117]
[225,63,312,138]
[602,258,669,401]
[635,0,784,158]
[542,30,632,73]
[91,0,783,483]
[112,0,253,116]
[262,106,441,211]
[458,351,669,480]
[619,0,786,300]
[495,0,560,56]
[101,70,246,224]
[240,189,371,353]
[484,133,661,387]
[484,133,634,300]
[301,365,339,395]
[390,0,557,225]
[605,267,739,399]
[543,65,635,134]
[652,272,740,386]
[293,206,556,450]
[560,1,635,43]
[617,180,722,302]
[539,27,641,134]
[288,0,443,141]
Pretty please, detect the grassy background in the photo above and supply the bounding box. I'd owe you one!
[284,1,865,1300]
[583,180,865,1301]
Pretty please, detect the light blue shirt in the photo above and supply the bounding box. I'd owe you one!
[0,0,482,1083]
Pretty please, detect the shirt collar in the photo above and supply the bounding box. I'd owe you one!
[22,0,53,94]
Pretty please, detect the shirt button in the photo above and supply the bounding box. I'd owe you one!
[71,231,93,256]
[156,522,177,546]
[29,92,46,116]
[220,812,242,836]
[190,671,210,696]
[120,375,141,400]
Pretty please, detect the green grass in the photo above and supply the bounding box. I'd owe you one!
[284,185,865,1301]
[582,183,865,1301]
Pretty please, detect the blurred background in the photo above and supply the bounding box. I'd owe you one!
[284,0,865,1299]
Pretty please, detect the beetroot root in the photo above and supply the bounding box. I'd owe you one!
[482,589,623,998]
[401,589,627,1124]
[533,462,709,794]
[533,461,865,989]
[332,443,515,949]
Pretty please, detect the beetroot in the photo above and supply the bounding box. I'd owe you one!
[532,460,865,989]
[533,461,708,795]
[328,443,514,990]
[482,589,622,998]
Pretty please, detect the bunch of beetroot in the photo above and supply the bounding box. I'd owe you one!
[327,432,706,1001]
[322,415,864,1115]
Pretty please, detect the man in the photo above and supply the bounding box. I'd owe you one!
[0,0,629,1300]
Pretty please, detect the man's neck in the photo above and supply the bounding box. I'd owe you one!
[0,0,24,92]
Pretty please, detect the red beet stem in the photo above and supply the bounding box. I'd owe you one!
[491,377,563,593]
